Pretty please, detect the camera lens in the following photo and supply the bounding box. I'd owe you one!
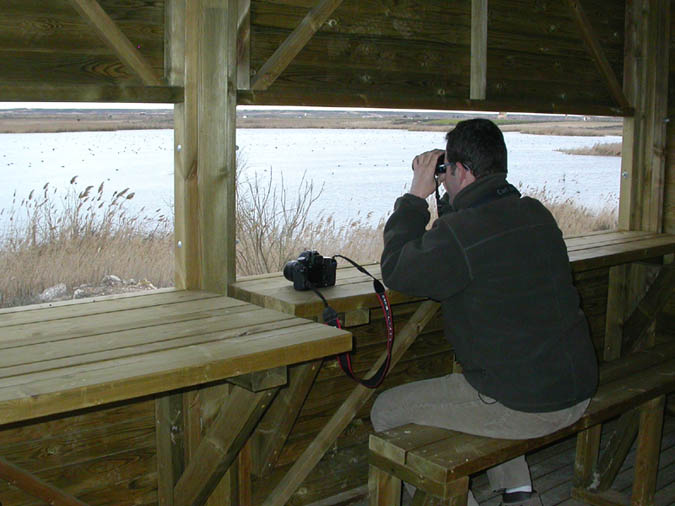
[283,260,299,282]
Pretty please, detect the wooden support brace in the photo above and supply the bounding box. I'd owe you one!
[0,455,89,506]
[251,361,321,477]
[622,264,675,352]
[594,409,639,491]
[251,0,345,90]
[632,395,665,505]
[67,0,162,86]
[174,386,278,506]
[237,0,251,90]
[262,300,440,506]
[470,0,487,100]
[565,0,631,111]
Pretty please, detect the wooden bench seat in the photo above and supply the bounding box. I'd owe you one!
[368,342,675,506]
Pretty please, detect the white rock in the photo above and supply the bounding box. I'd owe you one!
[39,283,68,302]
[102,274,122,286]
[73,288,87,299]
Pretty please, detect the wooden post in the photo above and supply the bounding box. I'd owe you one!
[470,0,487,100]
[574,424,601,488]
[632,395,665,505]
[198,0,238,293]
[368,465,402,506]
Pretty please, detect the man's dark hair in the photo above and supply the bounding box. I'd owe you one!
[445,118,507,178]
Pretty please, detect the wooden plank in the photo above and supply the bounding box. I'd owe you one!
[565,0,630,110]
[0,290,217,327]
[173,386,277,506]
[0,296,249,348]
[250,0,345,90]
[470,0,487,100]
[228,366,287,392]
[251,361,321,477]
[260,301,440,506]
[67,0,162,85]
[571,487,629,506]
[198,0,238,292]
[0,84,182,103]
[632,395,666,505]
[0,455,88,506]
[0,322,351,426]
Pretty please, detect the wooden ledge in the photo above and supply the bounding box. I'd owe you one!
[231,231,675,318]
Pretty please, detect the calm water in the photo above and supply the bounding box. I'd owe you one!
[0,128,621,228]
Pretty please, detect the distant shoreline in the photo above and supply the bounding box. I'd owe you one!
[0,109,623,136]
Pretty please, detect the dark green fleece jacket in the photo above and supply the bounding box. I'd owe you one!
[381,173,598,412]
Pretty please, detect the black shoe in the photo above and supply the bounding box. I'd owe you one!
[501,490,542,506]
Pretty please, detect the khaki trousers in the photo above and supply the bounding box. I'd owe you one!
[370,373,589,505]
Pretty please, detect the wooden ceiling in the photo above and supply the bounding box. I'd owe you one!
[0,0,669,116]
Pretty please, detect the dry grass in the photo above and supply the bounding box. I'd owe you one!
[557,142,622,157]
[1,175,616,309]
[0,178,173,308]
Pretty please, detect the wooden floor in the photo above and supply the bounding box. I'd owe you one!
[341,413,675,506]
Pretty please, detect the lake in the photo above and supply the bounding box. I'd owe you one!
[0,128,621,229]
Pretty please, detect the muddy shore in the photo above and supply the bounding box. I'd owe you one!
[0,109,623,136]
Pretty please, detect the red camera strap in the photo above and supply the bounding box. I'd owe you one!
[322,255,395,389]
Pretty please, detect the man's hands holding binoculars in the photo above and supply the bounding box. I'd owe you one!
[409,149,446,199]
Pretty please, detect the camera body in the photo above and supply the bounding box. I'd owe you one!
[284,250,337,291]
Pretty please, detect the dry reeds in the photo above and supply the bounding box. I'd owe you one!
[1,173,617,309]
[0,178,172,308]
[557,142,622,156]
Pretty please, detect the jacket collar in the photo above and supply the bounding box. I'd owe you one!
[452,173,516,210]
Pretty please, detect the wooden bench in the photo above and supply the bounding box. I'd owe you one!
[368,341,675,506]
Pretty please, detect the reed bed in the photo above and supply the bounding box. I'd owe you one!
[1,175,617,309]
[557,142,622,156]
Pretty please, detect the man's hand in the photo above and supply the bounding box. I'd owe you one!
[409,149,445,199]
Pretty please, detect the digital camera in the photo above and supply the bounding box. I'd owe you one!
[283,250,337,291]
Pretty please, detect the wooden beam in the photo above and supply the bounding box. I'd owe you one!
[0,456,88,506]
[250,0,344,91]
[566,0,631,111]
[237,0,251,90]
[238,90,634,118]
[470,0,487,100]
[0,84,182,103]
[198,0,238,292]
[67,0,162,86]
[261,300,440,506]
[173,386,277,506]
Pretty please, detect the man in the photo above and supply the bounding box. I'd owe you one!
[371,118,598,506]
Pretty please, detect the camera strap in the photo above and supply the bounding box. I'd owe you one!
[319,255,395,389]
